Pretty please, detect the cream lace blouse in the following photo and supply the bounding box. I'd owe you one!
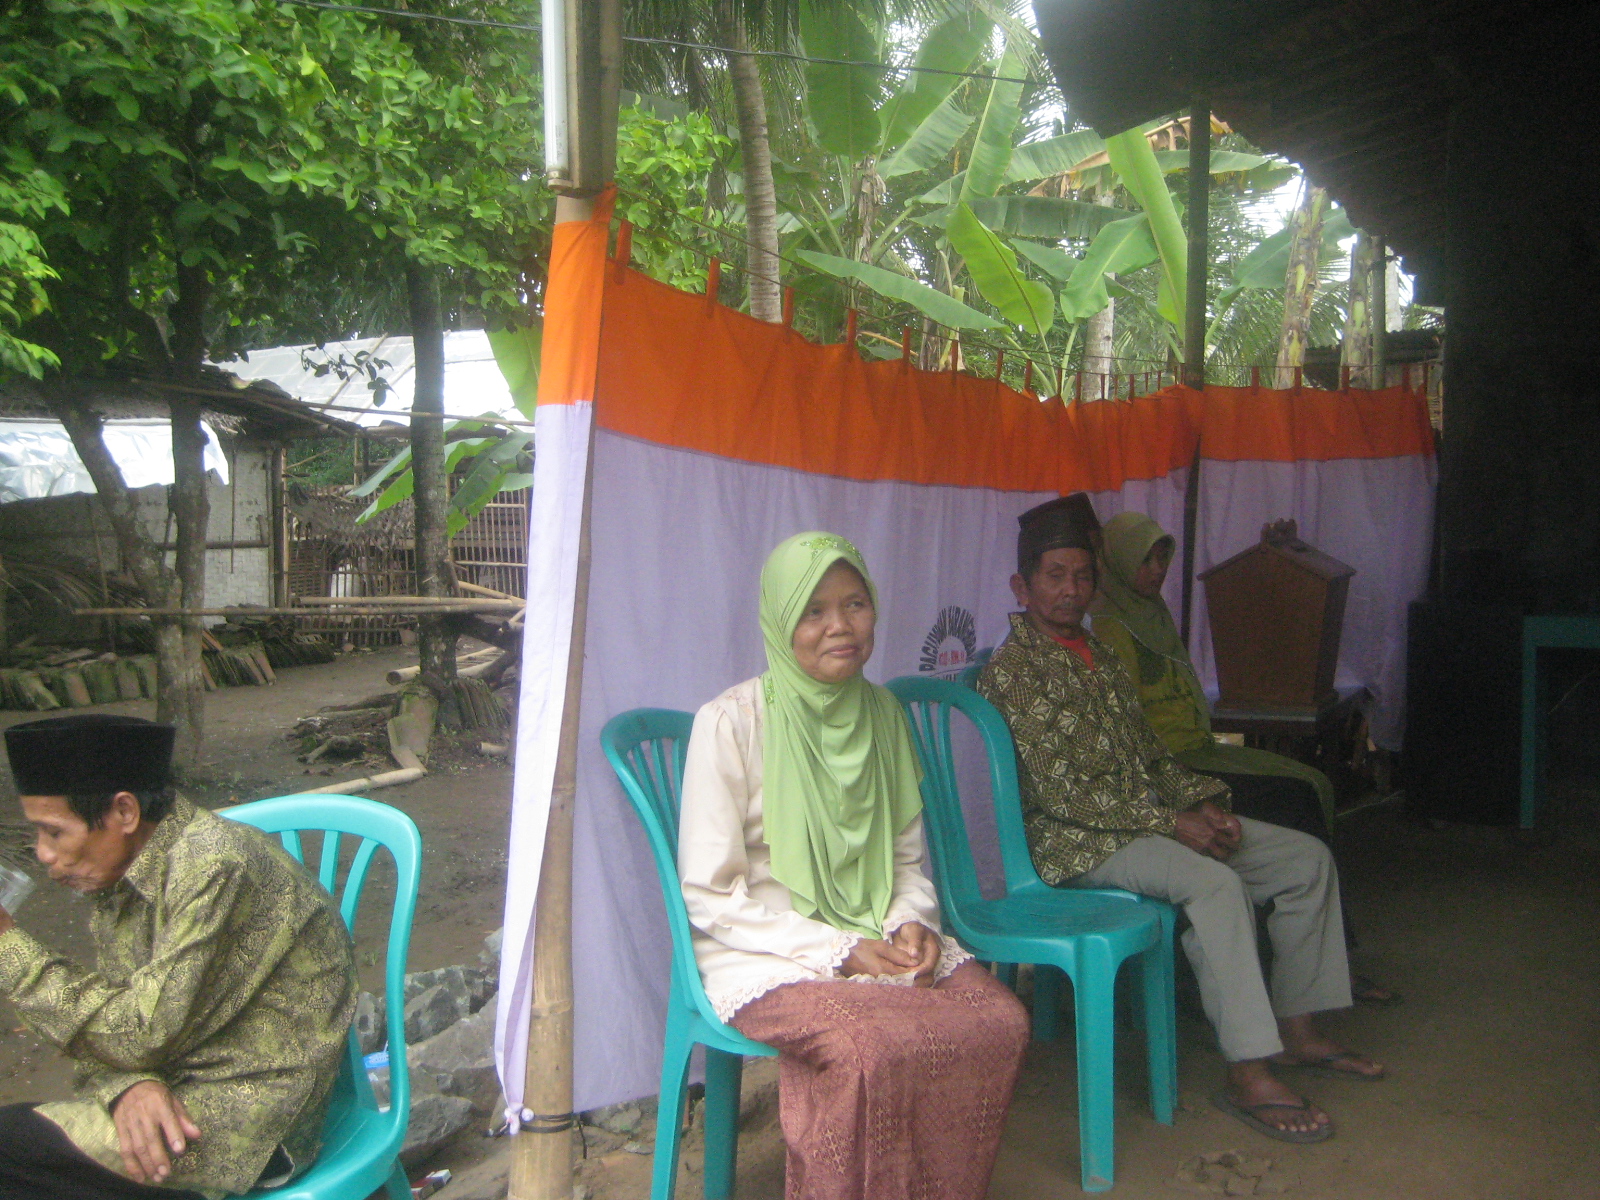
[678,677,968,1023]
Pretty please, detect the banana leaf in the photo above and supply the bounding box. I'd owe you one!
[876,11,991,153]
[1005,129,1107,183]
[1059,214,1160,323]
[946,204,1054,338]
[486,318,541,420]
[958,43,1025,203]
[880,96,973,179]
[794,249,1004,330]
[1011,239,1079,282]
[916,195,1132,240]
[1151,149,1273,175]
[1232,206,1355,288]
[801,2,881,160]
[1104,129,1186,328]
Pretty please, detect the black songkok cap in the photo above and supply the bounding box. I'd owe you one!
[1018,493,1102,573]
[5,715,175,796]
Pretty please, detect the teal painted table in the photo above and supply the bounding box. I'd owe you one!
[1520,614,1600,828]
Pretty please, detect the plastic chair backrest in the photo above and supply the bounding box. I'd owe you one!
[600,709,730,1032]
[886,676,1048,898]
[224,794,421,1159]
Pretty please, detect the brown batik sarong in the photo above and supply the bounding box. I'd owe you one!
[730,961,1029,1200]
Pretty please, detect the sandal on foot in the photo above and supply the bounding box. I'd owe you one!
[1272,1050,1386,1081]
[1353,974,1403,1007]
[1210,1090,1334,1144]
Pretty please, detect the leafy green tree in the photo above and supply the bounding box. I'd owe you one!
[1,0,541,759]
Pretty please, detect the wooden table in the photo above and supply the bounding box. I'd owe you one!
[1208,689,1373,798]
[1520,614,1600,829]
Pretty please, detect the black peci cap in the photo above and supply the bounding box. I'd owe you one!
[1017,493,1102,573]
[5,715,175,797]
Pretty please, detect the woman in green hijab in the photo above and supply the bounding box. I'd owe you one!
[1090,511,1398,1005]
[1090,511,1336,838]
[678,532,1028,1200]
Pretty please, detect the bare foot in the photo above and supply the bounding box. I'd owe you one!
[1225,1060,1331,1136]
[1275,1015,1385,1078]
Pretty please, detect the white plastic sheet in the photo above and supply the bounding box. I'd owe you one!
[0,419,230,503]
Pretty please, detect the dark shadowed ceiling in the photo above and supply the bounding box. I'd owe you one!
[1032,0,1592,296]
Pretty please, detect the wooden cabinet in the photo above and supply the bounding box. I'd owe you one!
[1200,520,1354,715]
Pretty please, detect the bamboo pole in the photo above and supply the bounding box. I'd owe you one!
[457,581,518,600]
[74,603,520,617]
[1179,21,1210,643]
[293,595,523,608]
[386,646,503,685]
[511,230,598,1200]
[301,767,425,794]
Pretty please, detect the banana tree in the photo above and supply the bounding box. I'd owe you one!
[352,320,539,534]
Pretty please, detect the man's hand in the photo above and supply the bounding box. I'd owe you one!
[111,1080,200,1185]
[840,937,920,979]
[1199,800,1242,856]
[890,922,943,987]
[1175,803,1240,862]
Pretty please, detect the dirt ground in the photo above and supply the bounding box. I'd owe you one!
[0,653,1595,1200]
[444,786,1600,1200]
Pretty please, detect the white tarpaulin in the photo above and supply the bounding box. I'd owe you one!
[227,331,520,428]
[0,418,230,503]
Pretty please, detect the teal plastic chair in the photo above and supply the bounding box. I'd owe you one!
[225,794,422,1200]
[885,676,1177,1193]
[601,710,778,1200]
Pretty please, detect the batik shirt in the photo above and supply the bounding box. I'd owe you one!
[0,798,357,1196]
[978,612,1228,883]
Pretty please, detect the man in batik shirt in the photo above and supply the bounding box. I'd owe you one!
[977,497,1386,1145]
[0,714,357,1198]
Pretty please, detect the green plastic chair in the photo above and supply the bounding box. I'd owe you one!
[601,709,778,1200]
[225,793,422,1200]
[885,676,1177,1193]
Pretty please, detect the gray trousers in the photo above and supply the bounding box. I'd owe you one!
[1073,817,1352,1061]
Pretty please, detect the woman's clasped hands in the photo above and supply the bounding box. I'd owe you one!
[840,921,942,986]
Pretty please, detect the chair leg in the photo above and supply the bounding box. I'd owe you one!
[1033,964,1063,1043]
[652,1028,695,1200]
[384,1160,411,1200]
[993,962,1018,990]
[1142,911,1178,1124]
[700,1048,745,1200]
[1073,947,1117,1193]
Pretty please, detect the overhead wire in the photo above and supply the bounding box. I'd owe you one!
[270,0,1058,87]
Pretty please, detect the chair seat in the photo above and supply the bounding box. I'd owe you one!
[245,1099,399,1199]
[954,891,1163,968]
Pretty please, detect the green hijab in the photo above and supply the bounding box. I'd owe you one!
[758,532,922,939]
[1092,512,1212,734]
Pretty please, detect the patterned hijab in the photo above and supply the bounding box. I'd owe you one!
[758,532,922,939]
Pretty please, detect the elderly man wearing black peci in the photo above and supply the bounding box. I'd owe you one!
[977,498,1387,1145]
[0,714,357,1199]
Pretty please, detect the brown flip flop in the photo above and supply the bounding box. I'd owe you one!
[1211,1090,1335,1144]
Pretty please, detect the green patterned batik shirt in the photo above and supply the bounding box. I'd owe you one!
[0,797,358,1196]
[978,612,1228,884]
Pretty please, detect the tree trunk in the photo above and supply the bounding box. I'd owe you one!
[163,261,211,769]
[52,394,195,753]
[726,13,781,322]
[1339,229,1379,387]
[406,261,458,687]
[166,397,209,766]
[1275,183,1329,387]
